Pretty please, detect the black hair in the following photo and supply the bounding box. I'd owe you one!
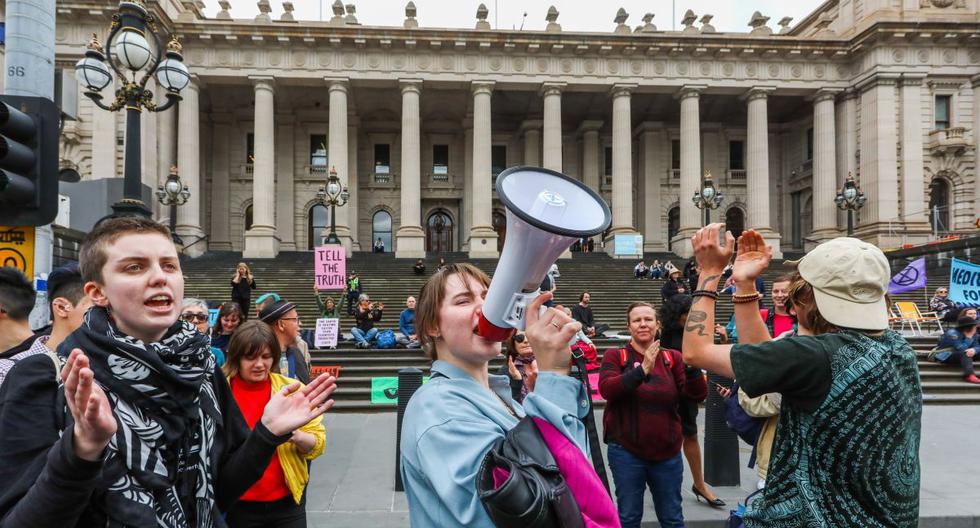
[0,267,37,320]
[658,294,693,331]
[47,264,85,312]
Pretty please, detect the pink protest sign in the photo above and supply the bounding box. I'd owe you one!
[314,245,346,290]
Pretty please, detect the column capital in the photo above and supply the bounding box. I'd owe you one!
[854,72,901,92]
[576,120,604,135]
[610,83,637,98]
[399,79,423,94]
[972,73,980,88]
[809,88,841,103]
[899,72,928,87]
[185,74,203,92]
[540,81,566,97]
[675,84,706,100]
[519,119,543,133]
[325,77,350,92]
[741,86,776,102]
[472,80,495,95]
[249,75,275,92]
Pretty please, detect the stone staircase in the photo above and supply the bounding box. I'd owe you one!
[181,250,980,412]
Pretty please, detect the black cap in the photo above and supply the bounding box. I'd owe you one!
[259,299,296,324]
[955,316,978,329]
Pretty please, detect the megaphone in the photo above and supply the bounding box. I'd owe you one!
[477,166,611,342]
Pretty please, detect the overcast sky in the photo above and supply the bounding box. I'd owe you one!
[206,1,824,33]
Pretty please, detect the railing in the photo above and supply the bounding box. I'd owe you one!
[374,172,391,184]
[431,171,450,183]
[308,165,328,177]
[669,168,680,179]
[242,164,254,177]
[726,169,746,181]
[928,127,967,143]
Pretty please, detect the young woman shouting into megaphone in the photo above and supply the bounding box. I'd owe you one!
[399,262,596,527]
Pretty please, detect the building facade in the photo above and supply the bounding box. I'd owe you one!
[20,0,980,257]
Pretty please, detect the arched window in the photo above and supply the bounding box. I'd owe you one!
[426,210,454,252]
[725,207,745,241]
[929,178,951,235]
[308,204,328,249]
[667,207,680,251]
[372,210,393,252]
[244,205,253,231]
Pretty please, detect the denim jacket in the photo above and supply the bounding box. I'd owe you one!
[936,329,980,356]
[400,360,590,527]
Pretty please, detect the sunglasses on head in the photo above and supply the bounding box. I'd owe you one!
[513,333,527,343]
[181,312,208,323]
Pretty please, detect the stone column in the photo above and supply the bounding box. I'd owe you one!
[521,121,541,166]
[209,116,232,250]
[468,81,498,258]
[327,78,353,250]
[90,81,117,181]
[578,121,603,191]
[461,115,473,250]
[639,124,667,251]
[140,80,158,206]
[858,73,901,244]
[900,73,931,240]
[275,116,296,250]
[743,87,781,256]
[243,77,279,258]
[156,87,176,219]
[973,75,980,220]
[810,89,840,242]
[836,90,858,230]
[542,82,565,172]
[673,85,705,257]
[176,78,207,256]
[396,80,426,258]
[605,84,639,256]
[348,117,361,249]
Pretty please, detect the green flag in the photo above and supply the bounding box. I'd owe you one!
[370,376,429,404]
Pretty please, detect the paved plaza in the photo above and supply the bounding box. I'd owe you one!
[304,405,980,527]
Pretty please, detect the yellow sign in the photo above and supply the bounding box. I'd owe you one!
[0,226,35,278]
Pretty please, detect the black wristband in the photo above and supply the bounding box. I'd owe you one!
[691,290,719,300]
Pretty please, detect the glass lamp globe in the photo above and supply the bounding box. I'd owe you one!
[702,185,715,201]
[165,178,182,196]
[327,181,340,196]
[340,188,350,203]
[156,57,190,92]
[75,55,113,92]
[115,29,152,71]
[843,186,857,202]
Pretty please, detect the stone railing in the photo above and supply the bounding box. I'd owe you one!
[308,165,329,178]
[669,168,680,179]
[926,127,969,156]
[373,172,392,184]
[726,169,746,181]
[242,163,254,177]
[431,170,450,182]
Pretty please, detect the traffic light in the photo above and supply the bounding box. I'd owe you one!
[0,95,60,226]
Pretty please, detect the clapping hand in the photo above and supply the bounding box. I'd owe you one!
[691,223,735,277]
[260,374,337,436]
[63,349,117,461]
[640,340,661,375]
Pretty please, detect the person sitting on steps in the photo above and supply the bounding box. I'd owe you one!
[352,295,384,349]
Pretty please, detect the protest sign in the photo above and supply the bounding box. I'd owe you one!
[314,245,346,290]
[314,318,339,348]
[888,257,926,295]
[371,376,430,404]
[948,258,980,304]
[209,309,220,328]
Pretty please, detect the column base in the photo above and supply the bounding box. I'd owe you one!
[753,229,783,259]
[395,225,427,259]
[244,225,281,258]
[209,241,234,251]
[807,227,842,246]
[175,225,208,258]
[603,227,641,259]
[467,226,499,259]
[326,226,356,254]
[669,228,700,258]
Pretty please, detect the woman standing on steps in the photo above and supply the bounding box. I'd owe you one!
[232,262,257,320]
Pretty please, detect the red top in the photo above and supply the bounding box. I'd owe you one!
[773,313,795,337]
[230,376,291,502]
[597,343,707,461]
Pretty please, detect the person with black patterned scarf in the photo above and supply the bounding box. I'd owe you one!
[682,225,921,528]
[0,216,337,527]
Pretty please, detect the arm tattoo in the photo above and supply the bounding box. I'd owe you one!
[698,274,721,290]
[684,310,709,337]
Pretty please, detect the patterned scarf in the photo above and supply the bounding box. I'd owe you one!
[66,306,219,527]
[512,352,536,402]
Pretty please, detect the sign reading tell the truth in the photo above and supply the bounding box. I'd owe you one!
[314,245,346,290]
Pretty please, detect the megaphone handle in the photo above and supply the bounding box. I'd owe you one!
[502,289,543,330]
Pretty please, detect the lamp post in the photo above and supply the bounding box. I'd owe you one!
[155,166,190,244]
[316,166,350,245]
[75,0,191,218]
[835,172,866,236]
[692,171,725,226]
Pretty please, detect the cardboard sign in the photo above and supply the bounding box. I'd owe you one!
[949,258,980,304]
[314,245,347,290]
[208,309,220,328]
[0,226,35,278]
[314,318,339,348]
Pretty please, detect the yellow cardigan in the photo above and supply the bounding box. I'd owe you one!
[230,372,326,504]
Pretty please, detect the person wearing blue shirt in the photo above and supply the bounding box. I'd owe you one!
[400,263,590,527]
[397,296,420,348]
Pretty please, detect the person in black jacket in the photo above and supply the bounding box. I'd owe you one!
[231,262,256,320]
[570,292,610,338]
[352,294,384,348]
[0,216,336,527]
[661,269,688,302]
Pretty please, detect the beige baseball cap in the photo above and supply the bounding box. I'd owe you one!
[787,237,891,330]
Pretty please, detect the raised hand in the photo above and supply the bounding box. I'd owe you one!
[525,360,539,392]
[640,340,661,375]
[260,374,337,436]
[525,291,581,376]
[63,348,117,461]
[691,223,735,277]
[506,355,522,380]
[731,229,773,284]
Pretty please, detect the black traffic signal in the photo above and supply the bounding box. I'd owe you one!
[0,95,60,226]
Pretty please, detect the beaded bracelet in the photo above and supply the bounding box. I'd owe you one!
[691,290,719,301]
[732,292,762,304]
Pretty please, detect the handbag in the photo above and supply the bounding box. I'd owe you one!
[727,489,764,528]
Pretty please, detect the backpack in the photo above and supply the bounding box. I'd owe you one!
[375,329,397,349]
[721,382,765,467]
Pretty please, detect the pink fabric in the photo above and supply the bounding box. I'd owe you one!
[492,467,511,490]
[588,373,605,401]
[532,418,621,528]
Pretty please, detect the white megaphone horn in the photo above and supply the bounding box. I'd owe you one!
[477,166,612,342]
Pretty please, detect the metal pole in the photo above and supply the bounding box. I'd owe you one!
[705,207,710,226]
[395,368,424,492]
[704,372,740,486]
[847,210,854,237]
[169,202,182,245]
[326,202,339,244]
[5,0,56,327]
[112,103,150,217]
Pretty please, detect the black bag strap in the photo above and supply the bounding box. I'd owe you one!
[571,348,611,494]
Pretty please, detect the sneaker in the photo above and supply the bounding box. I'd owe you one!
[965,374,980,384]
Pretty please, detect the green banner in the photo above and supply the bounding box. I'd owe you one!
[370,376,429,404]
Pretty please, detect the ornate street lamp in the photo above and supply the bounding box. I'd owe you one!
[75,0,191,218]
[155,166,190,244]
[692,171,725,225]
[835,172,866,236]
[316,166,350,245]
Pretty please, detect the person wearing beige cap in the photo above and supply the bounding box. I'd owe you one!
[682,224,921,527]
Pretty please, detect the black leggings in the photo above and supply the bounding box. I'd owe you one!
[232,297,250,320]
[226,495,306,528]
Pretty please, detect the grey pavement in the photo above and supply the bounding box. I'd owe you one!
[305,406,980,528]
